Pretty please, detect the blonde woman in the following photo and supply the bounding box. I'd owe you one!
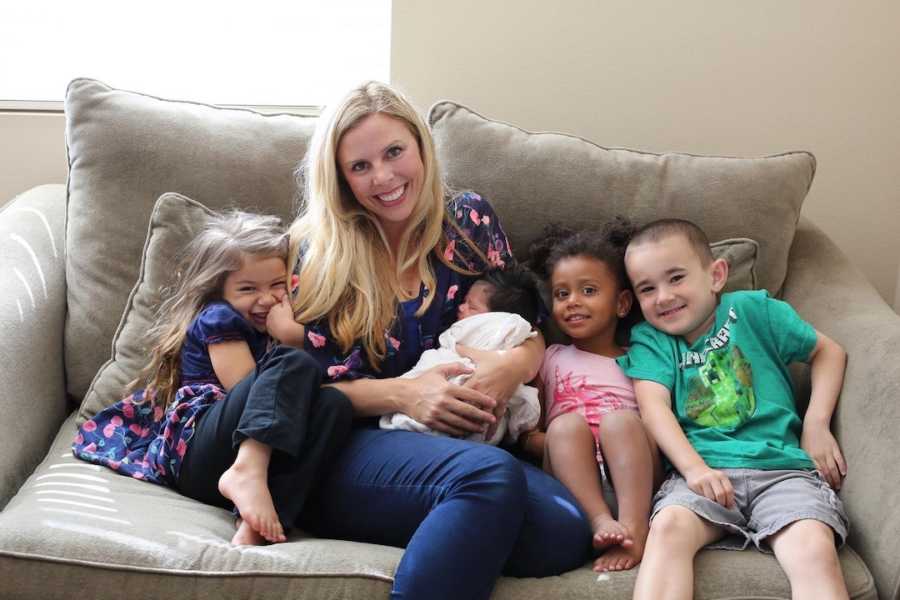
[267,82,592,599]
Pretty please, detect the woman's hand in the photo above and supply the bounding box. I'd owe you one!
[407,362,497,437]
[456,345,525,440]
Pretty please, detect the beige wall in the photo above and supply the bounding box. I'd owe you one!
[0,113,67,205]
[2,1,898,309]
[392,0,900,309]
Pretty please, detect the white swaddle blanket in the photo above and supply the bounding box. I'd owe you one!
[379,311,541,445]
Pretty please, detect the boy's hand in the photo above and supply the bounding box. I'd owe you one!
[684,464,735,508]
[801,423,847,489]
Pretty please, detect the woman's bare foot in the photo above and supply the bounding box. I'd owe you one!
[593,518,649,572]
[231,518,267,546]
[218,462,285,543]
[591,514,633,550]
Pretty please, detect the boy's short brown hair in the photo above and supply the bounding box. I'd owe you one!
[628,218,714,265]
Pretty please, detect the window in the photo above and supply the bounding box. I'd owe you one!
[0,0,391,110]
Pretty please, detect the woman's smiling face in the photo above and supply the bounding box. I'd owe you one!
[337,112,424,243]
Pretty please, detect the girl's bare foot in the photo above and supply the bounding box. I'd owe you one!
[593,518,649,572]
[231,518,266,546]
[591,514,633,550]
[218,463,285,543]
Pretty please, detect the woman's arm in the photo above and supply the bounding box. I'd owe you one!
[208,341,257,391]
[329,362,499,437]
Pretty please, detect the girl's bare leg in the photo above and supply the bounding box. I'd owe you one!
[594,410,659,571]
[633,505,724,600]
[218,437,286,544]
[544,413,629,553]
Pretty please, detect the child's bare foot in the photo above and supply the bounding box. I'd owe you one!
[593,518,649,572]
[591,514,633,550]
[231,518,266,546]
[218,463,285,543]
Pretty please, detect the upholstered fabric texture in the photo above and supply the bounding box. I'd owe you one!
[428,101,813,298]
[0,414,876,600]
[78,193,218,423]
[63,79,316,402]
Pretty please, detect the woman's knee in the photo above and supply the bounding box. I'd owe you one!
[454,445,527,501]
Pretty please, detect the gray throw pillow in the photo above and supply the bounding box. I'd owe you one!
[64,79,316,403]
[428,101,813,297]
[78,192,216,423]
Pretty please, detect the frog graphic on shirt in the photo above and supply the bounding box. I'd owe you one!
[684,344,755,429]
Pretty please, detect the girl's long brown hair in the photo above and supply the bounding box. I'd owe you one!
[127,210,288,407]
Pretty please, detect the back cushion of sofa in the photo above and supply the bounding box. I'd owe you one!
[64,79,317,402]
[428,101,815,296]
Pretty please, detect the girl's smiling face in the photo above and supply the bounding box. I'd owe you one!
[337,113,424,245]
[551,255,632,352]
[222,254,288,332]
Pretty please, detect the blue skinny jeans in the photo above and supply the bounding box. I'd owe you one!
[301,427,592,600]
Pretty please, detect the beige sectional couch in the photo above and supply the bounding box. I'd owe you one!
[0,78,897,599]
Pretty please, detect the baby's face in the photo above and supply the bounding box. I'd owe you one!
[457,281,494,321]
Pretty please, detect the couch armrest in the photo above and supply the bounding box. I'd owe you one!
[782,216,900,600]
[0,185,69,509]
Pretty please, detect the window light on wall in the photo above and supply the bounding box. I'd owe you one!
[0,0,392,110]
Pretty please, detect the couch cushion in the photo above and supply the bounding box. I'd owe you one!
[0,415,877,600]
[64,79,316,403]
[428,101,813,297]
[78,192,220,423]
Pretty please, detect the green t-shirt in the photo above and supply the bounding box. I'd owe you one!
[617,290,816,470]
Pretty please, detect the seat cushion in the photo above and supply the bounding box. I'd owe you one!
[63,79,317,402]
[0,415,878,600]
[428,101,813,297]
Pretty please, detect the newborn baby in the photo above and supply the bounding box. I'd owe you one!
[380,267,543,445]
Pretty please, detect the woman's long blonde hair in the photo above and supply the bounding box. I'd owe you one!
[289,81,483,368]
[129,210,288,407]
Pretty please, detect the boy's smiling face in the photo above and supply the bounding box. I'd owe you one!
[625,234,728,345]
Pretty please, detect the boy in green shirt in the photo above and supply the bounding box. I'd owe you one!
[617,219,849,600]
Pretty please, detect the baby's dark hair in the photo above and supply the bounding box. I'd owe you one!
[479,265,544,327]
[527,218,636,291]
[628,218,714,265]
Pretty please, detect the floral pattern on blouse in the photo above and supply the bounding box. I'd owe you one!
[298,192,514,381]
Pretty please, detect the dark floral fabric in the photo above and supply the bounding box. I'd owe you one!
[72,302,270,485]
[299,192,514,381]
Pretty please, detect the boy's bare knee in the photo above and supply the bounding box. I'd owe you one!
[771,519,839,565]
[649,505,709,544]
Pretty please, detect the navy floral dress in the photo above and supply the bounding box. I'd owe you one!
[72,302,270,485]
[300,192,514,381]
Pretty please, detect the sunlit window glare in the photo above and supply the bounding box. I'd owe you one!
[0,0,391,107]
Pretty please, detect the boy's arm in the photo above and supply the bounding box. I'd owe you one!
[635,379,735,507]
[801,329,848,489]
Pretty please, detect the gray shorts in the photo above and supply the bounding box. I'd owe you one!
[651,468,849,552]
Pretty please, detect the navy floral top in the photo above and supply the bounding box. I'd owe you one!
[300,192,514,381]
[72,302,270,485]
